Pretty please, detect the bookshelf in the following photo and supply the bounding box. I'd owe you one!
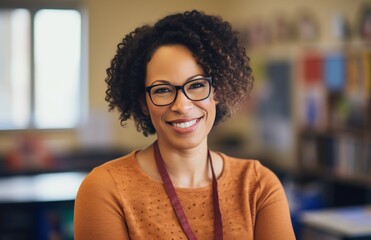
[296,46,371,188]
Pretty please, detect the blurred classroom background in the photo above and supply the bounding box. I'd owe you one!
[0,0,370,239]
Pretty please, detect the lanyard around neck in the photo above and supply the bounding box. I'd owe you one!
[153,141,223,240]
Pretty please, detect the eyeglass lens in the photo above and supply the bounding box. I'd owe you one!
[149,78,211,106]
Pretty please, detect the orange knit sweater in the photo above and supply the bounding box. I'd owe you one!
[74,151,295,240]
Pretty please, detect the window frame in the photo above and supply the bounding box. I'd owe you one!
[0,0,88,130]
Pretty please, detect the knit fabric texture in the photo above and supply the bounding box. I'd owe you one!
[74,151,295,240]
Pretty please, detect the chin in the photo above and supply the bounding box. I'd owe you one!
[159,135,207,150]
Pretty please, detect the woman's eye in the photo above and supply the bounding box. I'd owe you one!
[189,82,205,89]
[153,86,172,94]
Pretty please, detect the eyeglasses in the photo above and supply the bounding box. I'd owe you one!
[146,77,212,106]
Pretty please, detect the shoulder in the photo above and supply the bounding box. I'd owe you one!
[97,150,137,171]
[221,153,277,178]
[94,151,137,175]
[222,152,287,203]
[220,153,283,195]
[78,151,138,192]
[74,153,135,239]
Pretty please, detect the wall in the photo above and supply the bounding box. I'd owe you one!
[0,0,368,165]
[0,0,226,155]
[82,0,226,151]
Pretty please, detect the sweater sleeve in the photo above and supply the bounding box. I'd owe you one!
[74,166,130,240]
[253,162,296,240]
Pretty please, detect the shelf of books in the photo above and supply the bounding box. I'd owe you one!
[296,46,371,186]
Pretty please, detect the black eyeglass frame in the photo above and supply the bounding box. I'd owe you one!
[145,77,213,106]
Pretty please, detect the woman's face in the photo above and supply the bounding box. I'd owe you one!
[145,44,217,150]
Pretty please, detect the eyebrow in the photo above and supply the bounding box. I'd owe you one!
[150,74,205,86]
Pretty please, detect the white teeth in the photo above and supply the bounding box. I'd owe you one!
[172,119,197,128]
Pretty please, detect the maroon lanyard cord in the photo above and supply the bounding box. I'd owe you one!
[153,141,196,240]
[153,141,223,240]
[209,150,223,240]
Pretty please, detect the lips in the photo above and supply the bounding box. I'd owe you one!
[168,117,202,129]
[172,119,197,128]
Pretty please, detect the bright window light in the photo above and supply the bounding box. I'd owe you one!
[0,9,31,129]
[34,9,81,128]
[0,8,83,130]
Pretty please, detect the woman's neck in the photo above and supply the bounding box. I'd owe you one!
[137,138,220,188]
[156,139,210,188]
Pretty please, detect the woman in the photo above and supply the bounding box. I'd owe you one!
[74,10,295,240]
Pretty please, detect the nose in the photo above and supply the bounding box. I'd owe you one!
[170,89,193,112]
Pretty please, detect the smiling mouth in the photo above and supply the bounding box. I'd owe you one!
[170,118,201,129]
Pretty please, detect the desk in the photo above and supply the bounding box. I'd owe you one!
[300,206,371,240]
[0,172,86,239]
[0,172,86,203]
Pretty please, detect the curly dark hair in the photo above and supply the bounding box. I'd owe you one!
[105,10,253,136]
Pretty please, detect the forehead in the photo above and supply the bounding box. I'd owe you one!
[145,44,204,85]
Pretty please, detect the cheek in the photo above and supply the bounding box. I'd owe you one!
[147,107,160,130]
[145,95,157,114]
[146,100,166,127]
[202,99,217,119]
[147,104,158,118]
[211,89,219,104]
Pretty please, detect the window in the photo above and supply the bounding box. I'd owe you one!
[0,4,85,130]
[0,9,30,129]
